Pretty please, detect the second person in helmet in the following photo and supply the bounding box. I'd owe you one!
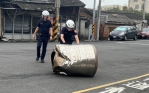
[60,20,80,44]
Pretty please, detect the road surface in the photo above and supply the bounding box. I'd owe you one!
[0,40,149,93]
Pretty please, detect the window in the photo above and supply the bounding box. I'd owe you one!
[5,14,13,33]
[5,14,31,34]
[114,27,127,31]
[85,22,88,28]
[133,27,137,30]
[142,28,149,32]
[61,15,66,23]
[66,16,71,20]
[135,5,139,9]
[128,28,131,30]
[14,15,22,33]
[23,15,31,34]
[130,27,136,30]
[60,15,76,23]
[32,17,40,33]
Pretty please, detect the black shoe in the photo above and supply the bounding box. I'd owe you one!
[41,59,45,63]
[36,57,39,61]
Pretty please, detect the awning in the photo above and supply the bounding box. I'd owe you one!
[0,6,19,10]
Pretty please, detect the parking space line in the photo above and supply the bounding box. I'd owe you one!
[117,42,141,44]
[116,42,149,45]
[141,44,149,45]
[73,73,149,93]
[138,40,149,42]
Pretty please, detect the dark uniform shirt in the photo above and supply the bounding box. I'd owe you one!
[60,27,77,42]
[37,20,52,37]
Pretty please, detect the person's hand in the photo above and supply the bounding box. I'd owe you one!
[50,36,53,41]
[32,34,36,39]
[63,41,66,44]
[76,42,79,45]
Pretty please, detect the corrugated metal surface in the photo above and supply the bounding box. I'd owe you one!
[51,44,98,77]
[12,0,54,3]
[12,2,55,11]
[13,0,85,7]
[101,11,139,20]
[50,0,85,7]
[107,14,134,24]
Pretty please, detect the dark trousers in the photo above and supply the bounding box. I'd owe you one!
[37,37,49,60]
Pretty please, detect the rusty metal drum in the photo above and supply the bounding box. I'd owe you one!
[51,44,98,77]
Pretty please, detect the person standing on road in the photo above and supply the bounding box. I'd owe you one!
[33,10,53,63]
[60,20,80,44]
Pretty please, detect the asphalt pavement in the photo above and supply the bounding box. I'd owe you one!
[0,40,149,93]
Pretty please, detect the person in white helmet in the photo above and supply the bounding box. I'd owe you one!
[60,19,80,44]
[33,10,53,63]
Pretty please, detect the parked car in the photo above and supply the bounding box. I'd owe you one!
[137,28,149,39]
[109,26,138,41]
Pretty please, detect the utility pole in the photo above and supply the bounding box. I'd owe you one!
[91,0,96,40]
[142,0,146,29]
[143,0,146,20]
[55,0,60,20]
[0,9,2,39]
[96,0,101,40]
[52,0,60,41]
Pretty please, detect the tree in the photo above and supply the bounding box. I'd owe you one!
[123,6,128,12]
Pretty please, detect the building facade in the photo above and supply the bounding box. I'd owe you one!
[128,0,149,13]
[95,14,136,40]
[94,11,143,40]
[79,8,93,40]
[101,5,124,11]
[0,0,85,40]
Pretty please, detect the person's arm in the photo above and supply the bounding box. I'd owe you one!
[75,35,80,44]
[33,27,39,39]
[49,27,53,40]
[33,21,40,39]
[60,28,65,43]
[73,30,79,44]
[60,34,65,43]
[49,21,53,40]
[74,30,77,33]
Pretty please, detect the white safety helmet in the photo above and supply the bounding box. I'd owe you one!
[42,10,50,17]
[66,20,75,28]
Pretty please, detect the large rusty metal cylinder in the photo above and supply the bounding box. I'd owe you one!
[51,44,98,77]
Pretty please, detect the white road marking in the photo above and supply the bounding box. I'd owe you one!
[141,44,149,45]
[117,42,149,46]
[116,42,125,43]
[138,40,149,42]
[123,81,149,90]
[99,87,125,93]
[73,74,149,93]
[144,78,149,81]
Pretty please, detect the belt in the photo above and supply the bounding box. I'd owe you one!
[38,33,50,37]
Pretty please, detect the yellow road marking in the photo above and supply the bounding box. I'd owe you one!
[73,73,149,93]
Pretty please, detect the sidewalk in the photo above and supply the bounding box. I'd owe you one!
[84,39,108,42]
[0,38,108,43]
[0,39,59,42]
